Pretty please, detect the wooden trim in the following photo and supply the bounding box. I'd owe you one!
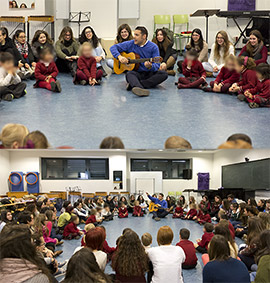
[7,191,28,198]
[28,16,54,22]
[0,16,25,23]
[82,193,95,198]
[95,192,107,196]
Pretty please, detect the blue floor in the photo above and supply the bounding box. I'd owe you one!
[56,214,244,283]
[0,71,269,149]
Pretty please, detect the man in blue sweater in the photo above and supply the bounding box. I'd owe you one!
[146,192,171,221]
[110,26,168,97]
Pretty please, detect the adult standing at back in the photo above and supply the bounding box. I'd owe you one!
[203,235,250,283]
[177,28,208,72]
[148,226,186,283]
[202,30,234,77]
[110,26,168,97]
[55,26,79,77]
[239,30,268,65]
[79,26,108,76]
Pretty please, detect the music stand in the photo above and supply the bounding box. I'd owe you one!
[190,9,220,42]
[69,12,91,37]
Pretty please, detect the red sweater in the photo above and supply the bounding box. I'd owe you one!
[248,79,270,99]
[102,240,116,254]
[118,207,128,218]
[214,66,240,85]
[186,209,197,219]
[239,45,268,65]
[176,240,198,266]
[77,56,97,79]
[229,222,235,239]
[198,232,214,249]
[238,69,258,92]
[133,206,143,216]
[63,222,79,238]
[35,61,58,83]
[198,214,211,224]
[86,214,97,224]
[173,206,183,217]
[182,59,206,78]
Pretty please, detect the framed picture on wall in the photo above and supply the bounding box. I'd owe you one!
[9,0,35,9]
[228,0,256,11]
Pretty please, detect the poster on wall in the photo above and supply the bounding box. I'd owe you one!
[228,0,256,11]
[9,0,35,9]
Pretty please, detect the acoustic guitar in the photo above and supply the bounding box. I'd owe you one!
[148,201,173,212]
[113,52,162,75]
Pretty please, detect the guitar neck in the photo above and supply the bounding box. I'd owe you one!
[129,58,152,64]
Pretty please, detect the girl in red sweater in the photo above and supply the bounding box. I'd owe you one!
[118,202,128,218]
[173,201,184,218]
[229,56,257,96]
[204,54,240,93]
[75,42,103,85]
[242,63,270,108]
[177,49,206,89]
[132,200,144,217]
[34,47,61,92]
[184,203,198,220]
[63,215,83,240]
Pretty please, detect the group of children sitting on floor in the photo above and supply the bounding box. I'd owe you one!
[0,24,269,109]
[0,192,269,282]
[0,121,254,150]
[176,49,270,108]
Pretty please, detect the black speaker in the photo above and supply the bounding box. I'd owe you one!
[183,169,192,179]
[113,171,122,182]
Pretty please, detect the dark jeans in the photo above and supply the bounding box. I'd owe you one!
[51,228,62,241]
[126,70,168,89]
[0,82,26,99]
[152,209,170,218]
[182,263,197,269]
[196,246,207,254]
[56,49,77,76]
[238,253,255,271]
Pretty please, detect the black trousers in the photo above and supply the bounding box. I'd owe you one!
[196,246,207,254]
[0,82,26,99]
[55,49,77,76]
[126,70,168,89]
[182,263,197,269]
[152,209,170,218]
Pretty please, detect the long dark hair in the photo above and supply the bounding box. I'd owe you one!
[189,28,204,51]
[256,230,270,264]
[31,30,53,45]
[208,235,230,261]
[0,224,51,280]
[13,29,25,42]
[79,26,99,48]
[116,24,133,43]
[0,210,12,223]
[246,29,264,56]
[63,248,110,283]
[59,26,75,43]
[112,230,148,277]
[152,28,172,52]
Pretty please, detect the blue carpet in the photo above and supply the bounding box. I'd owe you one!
[56,214,244,283]
[0,72,269,149]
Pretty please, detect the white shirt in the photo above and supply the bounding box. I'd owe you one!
[148,245,186,283]
[0,67,21,87]
[208,43,235,70]
[73,247,107,271]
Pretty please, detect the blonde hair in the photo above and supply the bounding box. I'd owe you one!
[0,123,29,148]
[85,223,95,232]
[23,131,49,149]
[157,226,174,245]
[134,200,140,206]
[224,54,236,65]
[78,42,93,57]
[214,31,233,61]
[141,232,152,247]
[218,140,253,149]
[164,136,192,149]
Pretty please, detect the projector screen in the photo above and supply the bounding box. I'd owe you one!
[222,158,270,190]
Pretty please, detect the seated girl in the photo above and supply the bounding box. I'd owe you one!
[242,63,270,108]
[239,30,268,65]
[118,202,128,218]
[13,29,36,80]
[228,56,257,97]
[177,49,206,89]
[184,203,198,220]
[197,208,211,225]
[137,195,147,213]
[86,208,103,226]
[74,42,103,86]
[31,30,54,60]
[132,200,144,217]
[63,215,83,240]
[172,201,184,218]
[73,201,88,222]
[152,28,177,76]
[199,195,211,213]
[34,47,61,92]
[203,54,240,93]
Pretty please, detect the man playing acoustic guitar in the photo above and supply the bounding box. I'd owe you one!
[110,26,168,97]
[146,192,172,221]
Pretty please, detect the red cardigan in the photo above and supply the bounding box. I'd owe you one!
[77,56,97,79]
[118,207,128,218]
[102,240,116,254]
[176,240,198,266]
[182,59,206,78]
[248,79,270,99]
[35,61,58,83]
[239,45,268,65]
[186,209,197,219]
[133,206,143,216]
[198,232,214,249]
[63,222,79,238]
[86,215,97,224]
[238,69,258,92]
[214,66,240,85]
[198,214,211,224]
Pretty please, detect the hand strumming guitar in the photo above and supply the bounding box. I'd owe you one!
[118,55,129,65]
[144,61,152,69]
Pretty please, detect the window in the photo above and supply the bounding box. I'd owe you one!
[131,159,192,179]
[41,158,109,180]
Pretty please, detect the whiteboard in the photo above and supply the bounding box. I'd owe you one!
[118,0,140,19]
[55,0,70,19]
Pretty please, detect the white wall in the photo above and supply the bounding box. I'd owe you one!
[0,150,10,196]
